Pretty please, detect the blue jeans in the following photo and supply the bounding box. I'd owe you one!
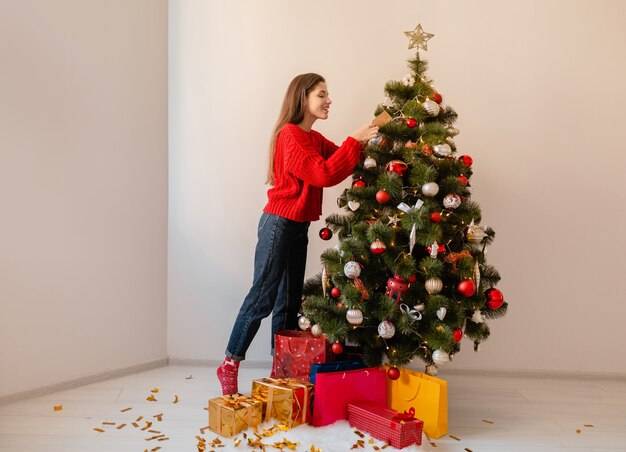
[225,212,310,361]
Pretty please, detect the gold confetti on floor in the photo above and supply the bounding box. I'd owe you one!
[576,429,582,434]
[102,421,115,426]
[53,405,63,411]
[449,434,461,441]
[136,415,144,422]
[121,407,132,412]
[186,374,193,379]
[93,428,105,433]
[584,424,594,427]
[464,448,473,452]
[116,424,126,430]
[482,419,494,424]
[146,394,157,402]
[151,388,159,393]
[173,394,180,403]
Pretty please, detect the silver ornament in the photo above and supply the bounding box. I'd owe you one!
[298,316,311,331]
[348,201,360,211]
[311,324,323,337]
[344,261,361,279]
[364,156,377,169]
[432,349,450,366]
[423,99,441,116]
[346,308,363,325]
[425,277,443,294]
[415,303,426,312]
[447,127,460,137]
[421,182,439,197]
[368,135,383,146]
[474,261,481,290]
[377,320,396,339]
[322,266,329,297]
[471,309,485,323]
[432,143,452,157]
[436,307,447,321]
[443,194,462,209]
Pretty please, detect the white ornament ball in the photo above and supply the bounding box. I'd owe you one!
[432,349,450,366]
[466,224,487,244]
[432,143,452,157]
[377,320,396,339]
[298,316,311,331]
[421,182,440,197]
[402,74,416,86]
[423,99,441,116]
[311,324,323,337]
[364,156,377,169]
[344,261,361,279]
[443,194,462,209]
[346,308,364,325]
[425,277,443,295]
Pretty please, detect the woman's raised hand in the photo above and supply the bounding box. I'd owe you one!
[350,123,380,144]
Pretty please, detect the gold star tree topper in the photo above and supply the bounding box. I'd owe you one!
[404,23,434,51]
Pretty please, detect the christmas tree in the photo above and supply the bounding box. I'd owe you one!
[301,24,507,377]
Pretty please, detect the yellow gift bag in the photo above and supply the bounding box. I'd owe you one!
[386,367,448,439]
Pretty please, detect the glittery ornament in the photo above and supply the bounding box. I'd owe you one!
[432,350,450,366]
[344,261,361,279]
[364,156,377,169]
[298,316,311,331]
[466,220,486,244]
[346,308,364,325]
[370,240,386,255]
[432,143,452,157]
[386,160,409,177]
[377,320,396,339]
[404,23,434,51]
[425,277,443,294]
[443,194,462,209]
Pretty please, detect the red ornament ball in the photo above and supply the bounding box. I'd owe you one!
[459,155,473,168]
[336,302,343,309]
[457,279,477,297]
[405,118,417,128]
[432,92,443,104]
[352,179,367,188]
[387,366,401,380]
[370,240,386,255]
[430,212,442,223]
[331,342,343,355]
[453,328,463,342]
[375,190,391,204]
[407,274,417,283]
[330,287,341,298]
[386,160,409,177]
[319,227,332,240]
[485,288,504,310]
[458,175,468,186]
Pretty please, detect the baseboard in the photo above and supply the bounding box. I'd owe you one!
[0,357,169,406]
[168,357,272,369]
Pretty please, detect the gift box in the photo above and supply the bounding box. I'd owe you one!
[251,377,313,428]
[309,360,365,384]
[348,401,423,449]
[272,330,328,381]
[312,367,387,427]
[208,394,262,437]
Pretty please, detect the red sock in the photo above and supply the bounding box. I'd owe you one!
[216,357,240,395]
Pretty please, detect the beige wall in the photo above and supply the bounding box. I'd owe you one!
[169,0,626,375]
[0,0,168,398]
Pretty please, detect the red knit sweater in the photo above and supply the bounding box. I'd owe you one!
[264,123,363,222]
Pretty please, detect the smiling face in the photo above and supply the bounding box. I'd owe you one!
[304,82,332,122]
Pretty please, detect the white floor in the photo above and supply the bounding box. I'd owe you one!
[1,365,625,452]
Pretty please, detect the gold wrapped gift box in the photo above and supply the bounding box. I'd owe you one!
[251,378,313,428]
[208,393,262,437]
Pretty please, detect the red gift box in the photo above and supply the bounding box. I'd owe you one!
[272,330,328,381]
[348,401,423,448]
[312,367,387,427]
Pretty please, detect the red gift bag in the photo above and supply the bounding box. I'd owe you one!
[348,401,423,448]
[271,330,328,381]
[312,367,387,427]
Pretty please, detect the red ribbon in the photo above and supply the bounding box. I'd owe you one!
[392,407,416,421]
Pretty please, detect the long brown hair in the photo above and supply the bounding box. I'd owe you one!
[266,73,326,185]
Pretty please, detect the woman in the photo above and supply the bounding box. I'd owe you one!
[217,73,379,395]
